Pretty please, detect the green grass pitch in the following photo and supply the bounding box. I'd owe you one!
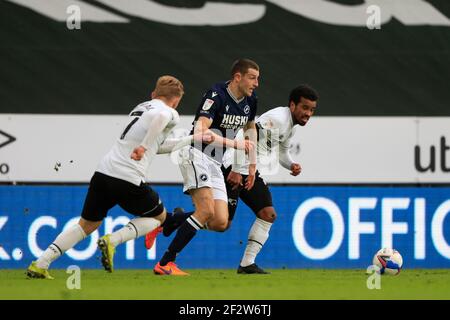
[1,269,449,300]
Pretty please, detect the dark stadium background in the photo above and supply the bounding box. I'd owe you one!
[1,0,449,116]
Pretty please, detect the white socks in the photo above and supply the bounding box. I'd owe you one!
[35,217,161,269]
[109,217,161,247]
[36,224,87,269]
[240,218,272,267]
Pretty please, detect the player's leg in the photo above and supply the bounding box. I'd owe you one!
[221,164,242,229]
[27,218,101,279]
[201,161,230,231]
[98,180,165,272]
[205,199,229,231]
[27,172,113,279]
[145,207,192,250]
[154,187,214,275]
[237,172,274,274]
[237,206,274,274]
[162,207,193,237]
[143,146,195,250]
[152,147,215,275]
[153,161,230,235]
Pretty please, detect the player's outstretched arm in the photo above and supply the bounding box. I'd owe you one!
[157,131,215,154]
[243,121,257,190]
[194,116,254,152]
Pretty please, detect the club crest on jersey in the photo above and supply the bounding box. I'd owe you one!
[202,99,214,111]
[200,174,209,182]
[244,105,250,114]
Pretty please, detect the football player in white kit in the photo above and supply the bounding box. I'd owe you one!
[222,84,318,273]
[26,75,213,279]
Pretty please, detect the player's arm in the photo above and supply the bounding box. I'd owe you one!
[195,91,253,151]
[131,111,172,161]
[157,132,215,154]
[227,129,245,190]
[195,116,254,152]
[243,120,257,190]
[279,138,301,176]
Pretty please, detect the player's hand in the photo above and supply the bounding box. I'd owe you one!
[131,146,147,161]
[245,164,256,190]
[244,140,255,154]
[235,140,255,153]
[193,130,215,144]
[227,170,243,190]
[244,173,255,190]
[290,163,302,176]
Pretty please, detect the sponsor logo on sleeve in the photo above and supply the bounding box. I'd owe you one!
[202,99,214,111]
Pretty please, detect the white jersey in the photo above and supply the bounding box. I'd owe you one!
[222,106,296,175]
[97,99,180,186]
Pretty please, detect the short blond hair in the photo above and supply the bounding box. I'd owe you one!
[153,75,184,98]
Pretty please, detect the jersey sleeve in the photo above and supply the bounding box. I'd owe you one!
[279,126,296,170]
[157,135,193,154]
[196,89,222,120]
[139,109,172,150]
[169,107,180,125]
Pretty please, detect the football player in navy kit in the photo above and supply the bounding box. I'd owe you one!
[151,59,259,275]
[223,85,318,274]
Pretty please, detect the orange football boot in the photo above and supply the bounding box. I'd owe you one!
[144,226,162,250]
[153,262,189,276]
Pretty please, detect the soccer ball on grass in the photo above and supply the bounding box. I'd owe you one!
[372,248,403,275]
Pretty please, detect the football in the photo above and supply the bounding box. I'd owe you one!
[372,248,403,275]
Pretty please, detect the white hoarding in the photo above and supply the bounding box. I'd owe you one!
[0,114,449,183]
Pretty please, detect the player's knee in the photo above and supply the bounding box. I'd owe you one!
[209,219,229,232]
[78,219,101,235]
[217,220,231,232]
[193,196,215,221]
[214,224,227,232]
[197,204,215,221]
[257,207,277,223]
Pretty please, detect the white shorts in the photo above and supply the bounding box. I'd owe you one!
[178,146,227,202]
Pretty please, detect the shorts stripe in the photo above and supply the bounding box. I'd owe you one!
[140,199,162,216]
[190,161,199,188]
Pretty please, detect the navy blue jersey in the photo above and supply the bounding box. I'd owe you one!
[190,81,257,162]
